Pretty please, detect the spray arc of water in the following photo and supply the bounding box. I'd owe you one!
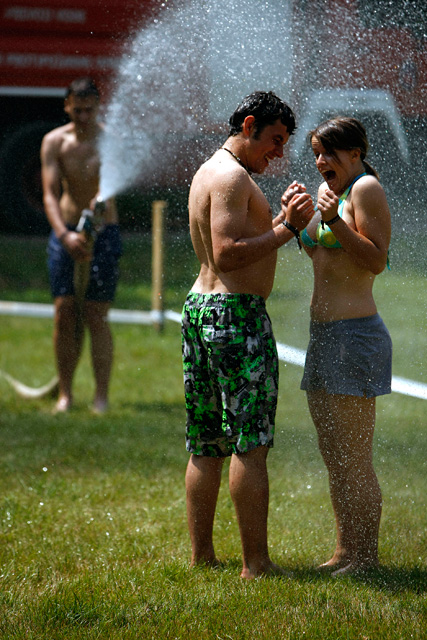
[98,0,426,238]
[98,0,293,201]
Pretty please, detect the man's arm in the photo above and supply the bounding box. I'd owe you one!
[40,133,90,261]
[210,170,314,273]
[40,133,66,238]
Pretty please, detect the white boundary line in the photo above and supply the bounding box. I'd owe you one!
[1,301,426,400]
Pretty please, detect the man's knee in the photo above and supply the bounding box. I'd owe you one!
[55,297,78,326]
[233,445,269,466]
[190,453,225,471]
[84,301,110,330]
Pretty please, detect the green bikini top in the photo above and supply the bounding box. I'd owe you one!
[300,172,367,249]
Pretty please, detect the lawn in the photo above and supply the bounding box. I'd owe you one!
[0,231,425,639]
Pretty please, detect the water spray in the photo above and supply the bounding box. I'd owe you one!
[97,0,293,200]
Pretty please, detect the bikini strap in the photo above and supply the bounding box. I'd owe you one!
[337,172,367,218]
[300,226,318,248]
[340,172,367,204]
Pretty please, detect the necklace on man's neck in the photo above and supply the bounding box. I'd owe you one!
[221,147,250,174]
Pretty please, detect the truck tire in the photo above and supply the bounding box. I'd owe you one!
[0,122,56,235]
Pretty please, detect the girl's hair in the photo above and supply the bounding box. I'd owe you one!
[308,116,379,179]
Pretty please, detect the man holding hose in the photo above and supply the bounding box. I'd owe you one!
[41,77,121,414]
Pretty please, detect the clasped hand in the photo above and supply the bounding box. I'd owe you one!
[281,181,315,230]
[316,189,339,223]
[63,231,92,262]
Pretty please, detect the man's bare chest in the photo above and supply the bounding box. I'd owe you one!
[60,140,100,180]
[247,185,273,234]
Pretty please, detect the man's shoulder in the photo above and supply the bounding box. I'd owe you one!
[195,151,250,188]
[42,123,74,147]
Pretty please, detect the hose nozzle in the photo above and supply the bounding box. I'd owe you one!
[76,198,106,236]
[75,208,93,233]
[94,197,106,216]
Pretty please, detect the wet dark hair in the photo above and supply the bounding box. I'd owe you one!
[65,77,100,100]
[308,116,379,179]
[228,91,296,138]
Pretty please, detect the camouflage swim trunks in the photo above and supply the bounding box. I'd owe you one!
[181,292,279,457]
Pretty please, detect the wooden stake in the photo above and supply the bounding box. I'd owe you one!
[151,200,166,332]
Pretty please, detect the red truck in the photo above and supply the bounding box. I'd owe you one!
[0,0,157,232]
[0,0,425,233]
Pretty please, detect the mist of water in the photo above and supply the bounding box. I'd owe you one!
[99,0,426,246]
[98,0,293,200]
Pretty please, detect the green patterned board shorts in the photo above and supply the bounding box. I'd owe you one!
[181,292,279,457]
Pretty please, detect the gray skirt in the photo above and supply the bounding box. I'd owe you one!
[301,314,392,398]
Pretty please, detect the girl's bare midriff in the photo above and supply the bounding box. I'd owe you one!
[310,246,377,322]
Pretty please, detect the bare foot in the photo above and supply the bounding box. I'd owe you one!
[240,562,292,580]
[92,399,109,414]
[331,560,379,577]
[190,557,221,569]
[317,555,353,572]
[52,396,72,414]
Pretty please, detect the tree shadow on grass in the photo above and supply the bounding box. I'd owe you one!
[197,559,427,593]
[290,565,427,595]
[0,399,187,476]
[119,401,185,413]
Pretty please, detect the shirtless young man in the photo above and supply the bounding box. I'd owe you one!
[41,77,121,414]
[182,91,315,579]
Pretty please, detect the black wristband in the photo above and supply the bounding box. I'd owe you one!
[282,220,301,250]
[58,230,69,243]
[322,214,341,227]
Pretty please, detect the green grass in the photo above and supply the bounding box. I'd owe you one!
[0,232,426,639]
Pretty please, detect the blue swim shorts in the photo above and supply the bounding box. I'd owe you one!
[182,292,279,457]
[300,313,392,398]
[47,224,122,302]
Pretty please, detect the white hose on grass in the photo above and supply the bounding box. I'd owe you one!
[1,301,426,400]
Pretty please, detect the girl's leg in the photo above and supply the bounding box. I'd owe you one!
[307,390,381,572]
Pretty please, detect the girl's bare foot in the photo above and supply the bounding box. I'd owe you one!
[331,559,379,577]
[317,554,353,572]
